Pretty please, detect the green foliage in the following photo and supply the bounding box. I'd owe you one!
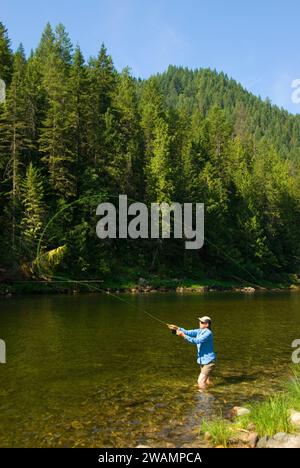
[34,245,67,279]
[0,22,13,84]
[239,395,292,437]
[21,163,45,246]
[285,367,300,411]
[201,368,300,446]
[0,23,300,282]
[201,418,235,447]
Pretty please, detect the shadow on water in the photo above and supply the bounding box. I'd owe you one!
[216,372,261,386]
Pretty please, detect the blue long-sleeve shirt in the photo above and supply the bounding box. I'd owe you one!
[179,327,216,365]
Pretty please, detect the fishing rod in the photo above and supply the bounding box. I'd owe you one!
[102,288,168,326]
[100,289,175,332]
[33,193,184,333]
[88,283,176,333]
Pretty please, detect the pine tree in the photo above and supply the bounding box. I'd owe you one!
[35,23,56,67]
[54,23,73,65]
[139,78,175,202]
[23,54,46,157]
[0,22,13,84]
[0,46,29,251]
[106,68,143,197]
[21,162,45,247]
[86,44,117,187]
[147,118,174,203]
[39,49,76,199]
[67,45,89,196]
[140,77,166,162]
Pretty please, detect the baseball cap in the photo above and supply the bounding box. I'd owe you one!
[198,316,212,323]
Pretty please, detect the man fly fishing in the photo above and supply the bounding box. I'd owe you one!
[168,316,216,391]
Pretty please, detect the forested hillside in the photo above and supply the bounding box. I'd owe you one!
[156,65,300,161]
[0,22,300,285]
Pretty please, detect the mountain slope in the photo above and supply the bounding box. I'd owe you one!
[155,65,300,161]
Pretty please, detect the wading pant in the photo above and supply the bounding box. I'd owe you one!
[198,361,216,388]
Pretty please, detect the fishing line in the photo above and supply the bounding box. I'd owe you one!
[35,193,169,327]
[33,193,265,329]
[36,272,168,326]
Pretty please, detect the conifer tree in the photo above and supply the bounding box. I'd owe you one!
[107,68,143,197]
[0,22,13,84]
[39,49,76,199]
[21,162,45,247]
[0,46,29,251]
[86,44,117,187]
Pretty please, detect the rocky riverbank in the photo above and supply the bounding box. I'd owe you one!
[133,407,300,449]
[1,275,300,296]
[209,407,300,448]
[199,370,300,449]
[133,370,300,449]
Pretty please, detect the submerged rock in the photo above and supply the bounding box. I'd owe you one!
[248,432,259,448]
[257,432,300,448]
[289,409,300,428]
[204,431,212,442]
[228,430,258,448]
[181,440,202,448]
[256,436,268,448]
[232,406,251,417]
[241,287,255,294]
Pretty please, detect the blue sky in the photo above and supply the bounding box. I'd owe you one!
[2,0,300,113]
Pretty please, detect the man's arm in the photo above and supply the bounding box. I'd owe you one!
[178,328,211,344]
[178,328,198,338]
[168,325,199,338]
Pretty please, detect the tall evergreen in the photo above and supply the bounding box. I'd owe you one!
[39,46,76,199]
[0,22,13,84]
[0,46,29,252]
[106,68,143,197]
[86,44,117,188]
[21,162,45,249]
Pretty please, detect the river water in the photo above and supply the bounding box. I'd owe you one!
[0,291,299,447]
